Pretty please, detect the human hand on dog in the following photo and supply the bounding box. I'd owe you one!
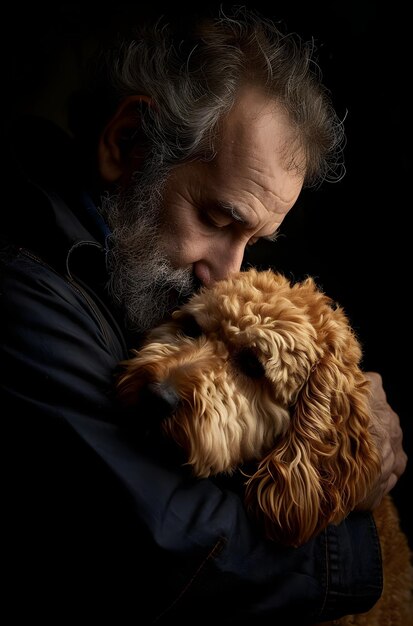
[356,371,407,511]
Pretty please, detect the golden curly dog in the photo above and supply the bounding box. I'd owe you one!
[117,268,413,625]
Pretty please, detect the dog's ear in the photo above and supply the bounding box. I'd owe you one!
[244,355,381,547]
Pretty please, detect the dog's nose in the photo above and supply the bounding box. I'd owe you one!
[118,381,180,436]
[145,381,180,418]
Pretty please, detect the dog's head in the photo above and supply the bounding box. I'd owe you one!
[117,268,380,546]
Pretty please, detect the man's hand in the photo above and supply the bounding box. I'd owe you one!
[357,371,407,510]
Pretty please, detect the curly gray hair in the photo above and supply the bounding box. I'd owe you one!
[75,6,345,187]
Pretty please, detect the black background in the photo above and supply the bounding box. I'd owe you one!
[2,1,411,544]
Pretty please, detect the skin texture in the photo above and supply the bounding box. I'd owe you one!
[101,87,304,288]
[159,90,303,287]
[358,372,407,510]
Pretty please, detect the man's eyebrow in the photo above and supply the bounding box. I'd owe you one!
[217,201,279,242]
[218,201,249,224]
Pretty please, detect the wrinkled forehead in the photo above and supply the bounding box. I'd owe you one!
[220,86,307,180]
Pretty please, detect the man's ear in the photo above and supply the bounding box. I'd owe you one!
[98,95,153,184]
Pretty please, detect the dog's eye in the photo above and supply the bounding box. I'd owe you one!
[179,315,203,339]
[234,348,265,378]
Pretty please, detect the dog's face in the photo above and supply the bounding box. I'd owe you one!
[117,268,380,546]
[117,270,324,474]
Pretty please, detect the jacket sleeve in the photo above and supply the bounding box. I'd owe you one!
[1,253,383,625]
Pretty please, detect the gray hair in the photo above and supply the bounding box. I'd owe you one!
[76,6,345,186]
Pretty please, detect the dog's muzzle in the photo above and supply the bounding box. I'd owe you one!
[141,381,180,419]
[118,380,180,437]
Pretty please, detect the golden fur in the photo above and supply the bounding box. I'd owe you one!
[117,268,413,625]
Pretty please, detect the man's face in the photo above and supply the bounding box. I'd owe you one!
[102,87,304,333]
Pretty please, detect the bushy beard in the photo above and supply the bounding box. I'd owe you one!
[99,168,197,333]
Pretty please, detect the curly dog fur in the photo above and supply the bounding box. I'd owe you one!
[117,268,413,625]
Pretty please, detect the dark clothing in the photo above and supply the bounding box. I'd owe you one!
[1,117,383,624]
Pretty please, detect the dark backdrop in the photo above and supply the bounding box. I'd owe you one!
[2,1,411,543]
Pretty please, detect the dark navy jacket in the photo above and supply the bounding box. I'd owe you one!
[1,117,383,624]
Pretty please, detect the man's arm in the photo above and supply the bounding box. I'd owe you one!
[2,252,385,623]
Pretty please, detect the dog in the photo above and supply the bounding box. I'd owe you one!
[116,267,413,625]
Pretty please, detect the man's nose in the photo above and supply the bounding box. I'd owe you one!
[194,241,245,286]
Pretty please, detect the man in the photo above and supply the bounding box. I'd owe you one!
[1,7,406,623]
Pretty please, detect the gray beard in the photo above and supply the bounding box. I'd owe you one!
[99,171,197,333]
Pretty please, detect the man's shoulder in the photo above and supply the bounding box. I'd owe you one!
[1,243,81,304]
[1,244,127,359]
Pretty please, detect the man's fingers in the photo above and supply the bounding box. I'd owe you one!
[395,450,408,478]
[359,370,408,509]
